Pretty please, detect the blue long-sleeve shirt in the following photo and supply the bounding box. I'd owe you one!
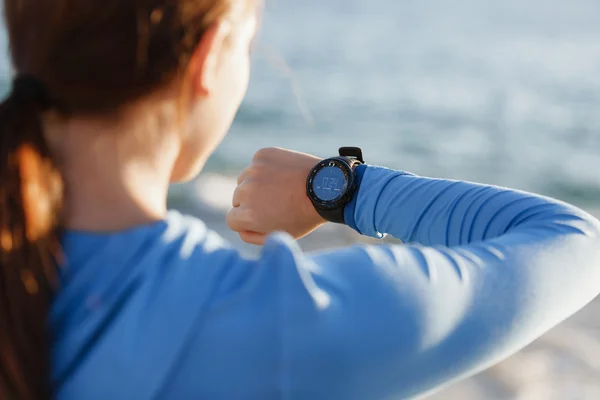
[52,165,600,399]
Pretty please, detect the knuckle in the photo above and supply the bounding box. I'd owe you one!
[253,147,279,162]
[252,149,266,162]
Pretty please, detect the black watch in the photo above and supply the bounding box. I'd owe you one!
[306,147,364,224]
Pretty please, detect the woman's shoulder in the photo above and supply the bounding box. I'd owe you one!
[52,211,266,397]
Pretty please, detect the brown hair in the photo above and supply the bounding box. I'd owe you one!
[0,0,236,398]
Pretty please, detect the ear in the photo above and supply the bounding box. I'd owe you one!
[187,21,231,97]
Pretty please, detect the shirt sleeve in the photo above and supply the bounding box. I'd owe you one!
[170,165,600,400]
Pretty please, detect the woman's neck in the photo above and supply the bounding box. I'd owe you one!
[44,108,181,232]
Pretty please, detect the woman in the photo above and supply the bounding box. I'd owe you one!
[0,0,599,399]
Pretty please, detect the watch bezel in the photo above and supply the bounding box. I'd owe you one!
[306,157,357,211]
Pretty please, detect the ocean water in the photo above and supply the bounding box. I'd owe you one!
[211,0,600,210]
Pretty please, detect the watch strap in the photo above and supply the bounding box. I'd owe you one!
[339,147,364,163]
[315,204,346,224]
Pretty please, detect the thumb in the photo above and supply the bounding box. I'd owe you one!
[239,231,268,246]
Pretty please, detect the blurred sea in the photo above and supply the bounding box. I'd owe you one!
[2,0,600,399]
[214,0,600,210]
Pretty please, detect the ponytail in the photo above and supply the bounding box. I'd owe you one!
[0,76,64,399]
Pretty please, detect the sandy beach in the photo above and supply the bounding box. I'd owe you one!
[171,174,600,400]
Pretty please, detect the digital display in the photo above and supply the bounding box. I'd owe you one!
[312,166,347,201]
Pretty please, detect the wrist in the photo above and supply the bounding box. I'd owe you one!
[303,196,328,226]
[302,158,327,226]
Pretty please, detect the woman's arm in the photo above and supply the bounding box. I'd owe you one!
[346,164,598,246]
[174,161,600,400]
[281,165,600,399]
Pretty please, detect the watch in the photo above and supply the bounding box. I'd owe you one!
[306,147,364,224]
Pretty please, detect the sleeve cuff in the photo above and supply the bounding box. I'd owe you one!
[343,164,365,234]
[344,165,386,239]
[344,165,415,239]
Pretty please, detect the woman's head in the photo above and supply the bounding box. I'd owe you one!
[0,0,258,398]
[6,0,258,179]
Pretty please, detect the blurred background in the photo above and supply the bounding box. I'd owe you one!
[2,0,600,398]
[215,0,600,210]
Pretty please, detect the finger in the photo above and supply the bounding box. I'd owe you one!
[239,231,267,246]
[226,206,254,233]
[231,181,249,208]
[237,166,252,185]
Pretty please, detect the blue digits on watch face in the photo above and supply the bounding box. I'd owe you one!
[312,165,348,201]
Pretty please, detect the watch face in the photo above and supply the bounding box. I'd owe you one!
[312,165,348,201]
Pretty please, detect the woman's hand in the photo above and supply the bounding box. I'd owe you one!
[226,147,327,245]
